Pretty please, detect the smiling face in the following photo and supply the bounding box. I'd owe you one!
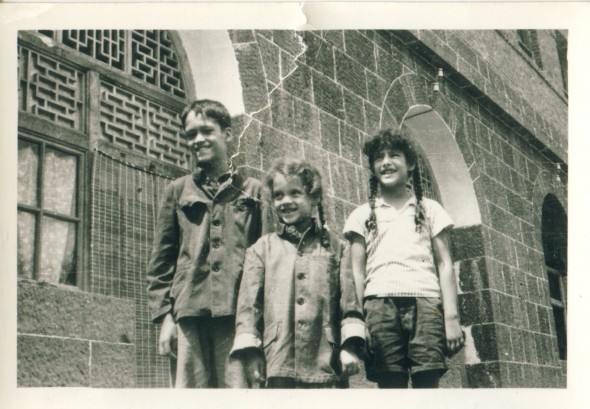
[372,148,415,191]
[271,173,318,233]
[184,111,231,168]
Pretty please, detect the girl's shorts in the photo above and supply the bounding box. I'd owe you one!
[364,296,448,381]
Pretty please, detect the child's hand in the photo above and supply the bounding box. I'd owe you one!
[158,313,177,357]
[444,317,465,356]
[340,348,360,377]
[244,349,266,386]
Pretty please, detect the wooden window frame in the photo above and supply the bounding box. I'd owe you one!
[17,133,88,289]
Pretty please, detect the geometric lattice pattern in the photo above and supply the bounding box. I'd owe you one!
[131,31,186,98]
[47,30,186,99]
[62,30,125,70]
[18,45,85,130]
[100,81,189,167]
[91,152,176,387]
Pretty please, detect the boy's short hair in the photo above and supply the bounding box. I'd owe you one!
[180,99,231,130]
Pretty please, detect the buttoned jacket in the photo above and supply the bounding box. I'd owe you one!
[146,169,271,323]
[231,226,365,383]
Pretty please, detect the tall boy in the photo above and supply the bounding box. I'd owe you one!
[147,100,270,388]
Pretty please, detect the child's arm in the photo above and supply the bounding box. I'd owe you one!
[432,229,465,354]
[339,240,366,376]
[348,232,367,307]
[146,183,180,355]
[230,245,266,385]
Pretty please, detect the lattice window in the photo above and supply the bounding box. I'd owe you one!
[100,81,189,166]
[62,30,125,70]
[18,45,85,130]
[38,30,187,99]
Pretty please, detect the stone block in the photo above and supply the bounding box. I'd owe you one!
[471,323,498,361]
[257,36,280,85]
[451,224,485,260]
[537,305,551,335]
[510,327,526,362]
[344,31,376,72]
[270,88,294,135]
[343,89,365,132]
[301,31,334,78]
[18,335,89,387]
[328,154,360,204]
[366,71,387,108]
[319,111,340,154]
[340,124,361,165]
[302,144,330,192]
[293,98,320,145]
[313,72,345,120]
[90,341,135,388]
[234,43,269,114]
[18,280,135,345]
[273,30,305,57]
[458,257,488,293]
[229,30,255,44]
[459,290,494,326]
[232,119,262,169]
[260,125,302,169]
[363,101,381,136]
[335,50,367,98]
[322,30,344,50]
[283,64,313,104]
[465,362,502,388]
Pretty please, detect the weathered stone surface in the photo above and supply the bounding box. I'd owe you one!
[18,280,135,344]
[18,335,90,387]
[90,341,135,388]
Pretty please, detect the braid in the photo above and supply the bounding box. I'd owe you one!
[365,175,379,233]
[317,200,330,248]
[412,165,426,232]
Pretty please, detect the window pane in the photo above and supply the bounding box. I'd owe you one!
[43,148,78,216]
[17,211,36,279]
[18,140,39,207]
[40,217,77,285]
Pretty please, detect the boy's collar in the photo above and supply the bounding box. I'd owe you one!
[192,167,233,184]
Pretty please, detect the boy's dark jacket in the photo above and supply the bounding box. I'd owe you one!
[231,225,365,384]
[146,168,272,324]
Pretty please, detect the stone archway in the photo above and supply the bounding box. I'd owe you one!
[171,31,245,116]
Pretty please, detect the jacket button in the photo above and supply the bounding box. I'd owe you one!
[212,220,221,226]
[212,264,220,272]
[212,242,220,249]
[297,273,305,280]
[296,297,305,305]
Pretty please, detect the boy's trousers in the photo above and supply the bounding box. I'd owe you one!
[175,316,248,388]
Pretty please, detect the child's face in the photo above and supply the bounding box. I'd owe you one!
[372,148,415,190]
[184,111,232,167]
[271,174,318,232]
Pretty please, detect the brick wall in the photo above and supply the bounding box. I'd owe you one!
[227,29,567,388]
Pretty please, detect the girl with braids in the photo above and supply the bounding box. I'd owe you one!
[230,158,365,388]
[344,129,464,388]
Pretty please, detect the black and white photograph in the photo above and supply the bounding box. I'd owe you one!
[1,2,588,408]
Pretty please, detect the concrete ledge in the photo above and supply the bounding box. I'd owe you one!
[18,279,135,344]
[90,342,135,388]
[18,335,90,387]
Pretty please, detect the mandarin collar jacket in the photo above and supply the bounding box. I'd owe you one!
[231,226,365,384]
[146,168,273,323]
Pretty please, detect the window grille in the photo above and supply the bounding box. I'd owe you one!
[38,30,187,99]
